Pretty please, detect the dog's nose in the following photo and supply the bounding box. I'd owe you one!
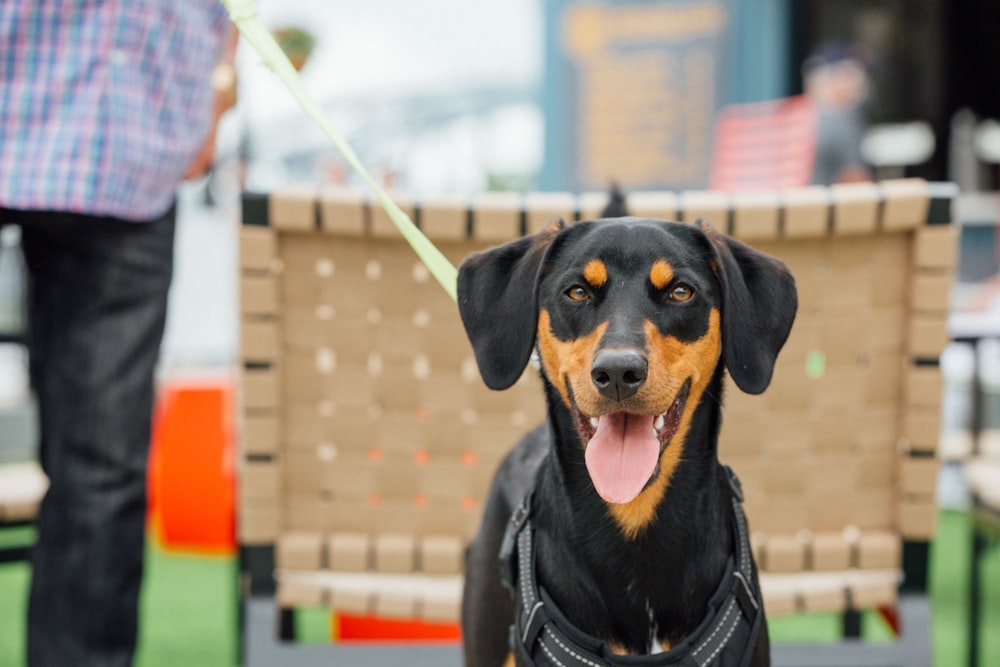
[591,350,648,401]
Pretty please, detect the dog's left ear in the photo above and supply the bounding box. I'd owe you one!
[457,220,566,390]
[697,219,797,395]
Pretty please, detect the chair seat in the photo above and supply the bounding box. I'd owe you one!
[0,462,48,523]
[966,459,1000,511]
[273,565,902,622]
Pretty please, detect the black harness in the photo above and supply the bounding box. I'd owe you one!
[499,466,763,667]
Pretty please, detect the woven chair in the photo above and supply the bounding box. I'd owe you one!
[237,180,955,666]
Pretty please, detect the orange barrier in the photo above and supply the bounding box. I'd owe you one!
[333,613,461,643]
[148,380,236,554]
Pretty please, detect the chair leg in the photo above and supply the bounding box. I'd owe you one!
[279,607,296,642]
[969,525,984,667]
[0,545,32,563]
[842,609,862,638]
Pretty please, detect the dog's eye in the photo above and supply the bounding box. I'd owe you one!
[669,284,694,302]
[565,285,591,302]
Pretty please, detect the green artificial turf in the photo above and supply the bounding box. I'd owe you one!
[0,527,237,667]
[1,510,998,666]
[0,525,32,667]
[134,545,237,667]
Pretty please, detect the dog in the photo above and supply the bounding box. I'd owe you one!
[456,211,797,666]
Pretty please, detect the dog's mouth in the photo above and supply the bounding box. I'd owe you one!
[575,380,690,505]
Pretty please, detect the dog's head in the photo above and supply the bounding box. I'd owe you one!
[458,217,796,511]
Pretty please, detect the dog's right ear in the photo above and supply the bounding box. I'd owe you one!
[457,220,566,390]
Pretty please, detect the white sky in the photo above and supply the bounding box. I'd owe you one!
[240,0,543,122]
[229,0,546,195]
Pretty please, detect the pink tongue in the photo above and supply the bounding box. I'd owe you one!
[584,412,659,504]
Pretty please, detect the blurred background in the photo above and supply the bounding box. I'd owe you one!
[3,0,1000,665]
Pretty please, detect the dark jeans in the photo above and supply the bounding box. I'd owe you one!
[1,205,175,667]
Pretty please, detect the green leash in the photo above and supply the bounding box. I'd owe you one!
[221,0,459,302]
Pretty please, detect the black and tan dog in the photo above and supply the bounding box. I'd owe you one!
[457,213,796,666]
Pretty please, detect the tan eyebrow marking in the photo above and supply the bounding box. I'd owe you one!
[583,258,608,288]
[649,259,674,289]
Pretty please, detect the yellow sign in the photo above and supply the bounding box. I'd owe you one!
[562,2,727,190]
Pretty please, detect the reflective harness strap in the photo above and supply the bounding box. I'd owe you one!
[689,467,762,667]
[499,466,762,667]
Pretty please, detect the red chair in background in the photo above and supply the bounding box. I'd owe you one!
[709,95,818,192]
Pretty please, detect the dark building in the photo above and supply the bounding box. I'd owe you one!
[540,0,1000,191]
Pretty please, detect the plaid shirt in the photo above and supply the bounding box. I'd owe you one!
[0,1,228,221]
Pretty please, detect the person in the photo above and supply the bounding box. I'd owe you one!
[802,42,874,185]
[0,2,235,665]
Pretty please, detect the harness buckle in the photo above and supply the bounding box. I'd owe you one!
[723,465,744,503]
[521,600,547,649]
[733,570,759,620]
[499,494,533,591]
[510,494,532,534]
